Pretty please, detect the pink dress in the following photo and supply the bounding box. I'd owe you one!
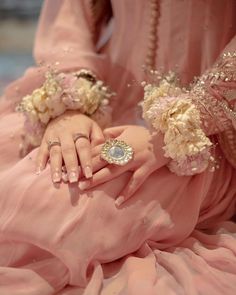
[0,1,236,294]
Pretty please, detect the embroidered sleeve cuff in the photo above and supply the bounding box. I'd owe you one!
[141,74,213,176]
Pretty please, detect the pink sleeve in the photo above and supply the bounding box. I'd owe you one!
[189,35,236,136]
[186,34,236,169]
[4,0,106,105]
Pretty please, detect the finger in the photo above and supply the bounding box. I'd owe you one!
[62,172,68,182]
[49,145,62,183]
[90,123,105,147]
[91,154,107,173]
[115,167,151,207]
[78,164,130,191]
[78,144,106,178]
[61,165,69,182]
[91,144,103,158]
[79,152,107,179]
[60,135,79,183]
[75,136,92,179]
[103,125,129,139]
[35,139,49,174]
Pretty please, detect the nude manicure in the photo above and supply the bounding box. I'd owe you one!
[79,181,89,190]
[84,166,92,179]
[115,196,124,207]
[69,171,78,183]
[52,172,60,183]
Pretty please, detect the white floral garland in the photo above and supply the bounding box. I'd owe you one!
[16,69,114,156]
[141,74,213,175]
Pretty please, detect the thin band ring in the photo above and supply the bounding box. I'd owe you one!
[47,140,61,151]
[73,133,89,144]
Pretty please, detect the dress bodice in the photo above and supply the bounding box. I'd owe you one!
[107,0,236,84]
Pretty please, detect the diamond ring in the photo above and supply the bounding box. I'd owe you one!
[101,139,134,166]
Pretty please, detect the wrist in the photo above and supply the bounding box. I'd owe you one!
[141,72,213,175]
[16,68,115,155]
[151,131,171,167]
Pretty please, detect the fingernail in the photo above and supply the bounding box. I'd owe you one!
[69,171,78,183]
[35,167,42,175]
[115,196,124,207]
[52,172,60,183]
[62,172,68,182]
[84,166,92,179]
[79,181,89,191]
[35,165,43,175]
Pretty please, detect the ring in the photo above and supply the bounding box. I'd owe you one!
[73,133,89,143]
[47,140,61,151]
[100,139,134,166]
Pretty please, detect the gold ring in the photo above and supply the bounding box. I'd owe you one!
[100,139,133,166]
[73,133,89,143]
[47,140,61,151]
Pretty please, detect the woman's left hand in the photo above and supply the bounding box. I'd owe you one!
[78,125,170,207]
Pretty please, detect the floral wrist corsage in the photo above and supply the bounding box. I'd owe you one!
[141,73,213,176]
[16,69,115,156]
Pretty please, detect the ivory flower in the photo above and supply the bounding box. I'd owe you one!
[32,88,47,112]
[16,69,114,155]
[142,76,213,175]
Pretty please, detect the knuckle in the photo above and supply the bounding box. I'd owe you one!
[76,140,89,150]
[62,145,74,154]
[51,167,61,174]
[50,148,61,156]
[65,157,77,166]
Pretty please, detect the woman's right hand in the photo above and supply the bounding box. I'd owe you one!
[35,110,105,184]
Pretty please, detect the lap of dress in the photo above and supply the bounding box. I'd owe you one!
[0,98,236,295]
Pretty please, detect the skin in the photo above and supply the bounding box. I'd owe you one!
[79,125,170,206]
[36,110,105,183]
[36,112,169,206]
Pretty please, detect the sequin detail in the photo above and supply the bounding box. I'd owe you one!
[184,51,236,169]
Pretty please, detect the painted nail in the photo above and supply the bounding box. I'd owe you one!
[35,167,42,175]
[62,172,68,182]
[84,166,92,179]
[69,171,78,183]
[79,181,89,191]
[52,172,60,183]
[115,196,125,207]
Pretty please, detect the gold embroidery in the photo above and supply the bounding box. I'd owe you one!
[192,51,236,168]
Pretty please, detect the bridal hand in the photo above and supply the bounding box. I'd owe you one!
[35,111,104,183]
[79,125,170,206]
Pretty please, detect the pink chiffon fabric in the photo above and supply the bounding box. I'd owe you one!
[0,1,236,294]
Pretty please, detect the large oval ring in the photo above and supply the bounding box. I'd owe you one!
[47,140,61,151]
[100,139,134,166]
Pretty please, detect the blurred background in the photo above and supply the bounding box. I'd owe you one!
[0,0,43,94]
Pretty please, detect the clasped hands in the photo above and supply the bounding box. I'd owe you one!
[36,111,169,207]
